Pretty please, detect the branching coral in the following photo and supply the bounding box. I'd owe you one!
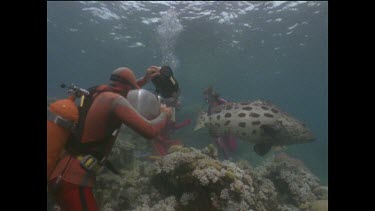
[94,144,326,211]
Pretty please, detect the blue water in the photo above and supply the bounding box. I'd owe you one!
[47,1,327,185]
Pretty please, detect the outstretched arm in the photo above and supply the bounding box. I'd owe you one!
[174,119,191,129]
[137,77,148,88]
[137,66,161,87]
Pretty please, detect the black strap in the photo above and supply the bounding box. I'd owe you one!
[79,187,89,211]
[65,85,121,175]
[72,86,99,139]
[66,85,115,159]
[110,74,137,89]
[66,138,109,160]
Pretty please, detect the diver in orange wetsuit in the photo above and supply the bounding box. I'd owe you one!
[48,66,171,211]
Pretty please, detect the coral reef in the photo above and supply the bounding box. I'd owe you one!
[94,160,160,210]
[94,129,176,211]
[150,145,280,211]
[109,136,136,170]
[310,200,328,211]
[313,186,328,200]
[254,152,321,210]
[94,142,328,211]
[200,144,219,159]
[132,196,177,211]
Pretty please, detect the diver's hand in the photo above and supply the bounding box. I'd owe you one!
[144,66,161,82]
[160,104,172,120]
[175,100,181,110]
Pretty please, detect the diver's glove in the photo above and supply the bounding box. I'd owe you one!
[160,104,172,120]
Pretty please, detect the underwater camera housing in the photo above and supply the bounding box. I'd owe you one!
[151,66,179,99]
[60,83,90,98]
[127,89,161,120]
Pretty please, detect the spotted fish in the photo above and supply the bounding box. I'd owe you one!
[194,100,315,156]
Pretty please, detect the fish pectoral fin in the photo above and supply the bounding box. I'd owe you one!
[271,145,287,151]
[260,124,280,136]
[254,143,272,156]
[193,124,203,131]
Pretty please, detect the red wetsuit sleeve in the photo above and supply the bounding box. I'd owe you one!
[174,119,191,129]
[137,77,148,88]
[112,96,167,139]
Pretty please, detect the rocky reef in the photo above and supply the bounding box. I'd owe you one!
[94,142,328,211]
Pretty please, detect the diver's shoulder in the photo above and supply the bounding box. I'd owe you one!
[96,90,123,102]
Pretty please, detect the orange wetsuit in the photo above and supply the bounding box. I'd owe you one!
[48,80,167,211]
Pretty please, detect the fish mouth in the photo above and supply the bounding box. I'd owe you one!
[306,133,316,142]
[193,122,203,131]
[307,137,316,142]
[301,130,316,143]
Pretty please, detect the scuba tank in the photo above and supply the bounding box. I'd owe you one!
[47,84,89,180]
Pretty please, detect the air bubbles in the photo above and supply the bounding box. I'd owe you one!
[156,8,184,70]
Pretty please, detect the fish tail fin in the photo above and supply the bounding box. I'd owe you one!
[193,110,207,131]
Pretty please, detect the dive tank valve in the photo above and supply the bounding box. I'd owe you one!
[60,83,90,98]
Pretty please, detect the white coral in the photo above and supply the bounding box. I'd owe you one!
[155,151,197,173]
[230,179,249,193]
[220,188,229,200]
[180,192,197,205]
[192,167,225,186]
[191,169,210,186]
[222,160,246,180]
[137,194,151,207]
[151,196,177,211]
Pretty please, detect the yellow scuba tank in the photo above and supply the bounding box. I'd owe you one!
[47,95,79,180]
